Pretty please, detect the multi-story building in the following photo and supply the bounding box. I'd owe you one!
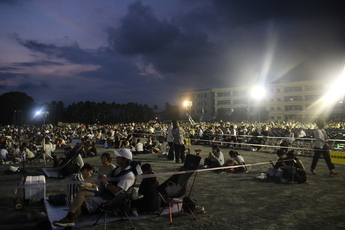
[179,79,345,122]
[179,89,215,122]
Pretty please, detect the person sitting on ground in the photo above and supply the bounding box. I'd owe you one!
[267,149,307,184]
[144,136,153,153]
[285,150,307,184]
[223,150,247,173]
[151,138,162,153]
[22,143,35,163]
[13,145,26,163]
[203,144,224,168]
[267,149,288,182]
[52,148,136,228]
[0,144,9,163]
[65,163,97,208]
[133,138,144,155]
[131,163,161,213]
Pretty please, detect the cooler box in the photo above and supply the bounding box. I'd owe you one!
[25,175,46,200]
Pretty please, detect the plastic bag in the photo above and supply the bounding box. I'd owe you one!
[165,181,180,196]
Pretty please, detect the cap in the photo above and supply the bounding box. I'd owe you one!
[114,148,132,160]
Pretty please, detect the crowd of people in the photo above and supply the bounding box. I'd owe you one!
[1,119,344,164]
[0,119,341,227]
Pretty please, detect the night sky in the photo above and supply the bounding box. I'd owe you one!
[0,0,344,109]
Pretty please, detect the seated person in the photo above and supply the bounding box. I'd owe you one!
[133,139,144,155]
[203,144,224,168]
[66,163,97,208]
[0,144,9,162]
[151,138,162,153]
[50,146,84,178]
[97,152,116,194]
[131,163,161,213]
[144,136,153,153]
[223,150,247,173]
[53,148,136,228]
[284,150,307,184]
[267,150,307,184]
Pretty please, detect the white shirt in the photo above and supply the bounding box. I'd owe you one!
[135,142,144,152]
[167,125,173,142]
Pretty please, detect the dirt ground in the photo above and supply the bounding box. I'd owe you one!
[1,141,344,230]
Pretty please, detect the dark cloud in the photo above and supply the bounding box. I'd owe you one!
[108,1,229,88]
[13,61,64,67]
[3,0,345,107]
[111,1,180,55]
[0,0,18,5]
[17,81,50,90]
[0,67,18,71]
[106,0,344,88]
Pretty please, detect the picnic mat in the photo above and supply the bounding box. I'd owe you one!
[44,198,182,229]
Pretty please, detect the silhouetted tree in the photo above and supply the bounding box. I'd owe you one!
[0,91,34,125]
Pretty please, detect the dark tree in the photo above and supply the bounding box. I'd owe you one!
[0,91,34,125]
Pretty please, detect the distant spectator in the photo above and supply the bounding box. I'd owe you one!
[203,144,224,168]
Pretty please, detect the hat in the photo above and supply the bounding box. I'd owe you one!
[114,149,132,160]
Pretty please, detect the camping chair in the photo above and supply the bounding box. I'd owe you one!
[156,154,201,224]
[94,187,136,229]
[93,161,142,229]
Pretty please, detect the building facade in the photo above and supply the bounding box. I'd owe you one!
[179,80,345,122]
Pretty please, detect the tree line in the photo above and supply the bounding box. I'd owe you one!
[0,92,180,125]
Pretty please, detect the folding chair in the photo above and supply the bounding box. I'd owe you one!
[156,154,201,224]
[93,161,142,229]
[94,188,136,229]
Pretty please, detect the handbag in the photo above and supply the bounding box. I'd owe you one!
[165,181,180,196]
[48,193,66,206]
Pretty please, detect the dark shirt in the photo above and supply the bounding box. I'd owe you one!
[132,177,161,213]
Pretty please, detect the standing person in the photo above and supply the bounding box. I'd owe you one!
[310,120,337,176]
[166,123,175,160]
[172,120,186,163]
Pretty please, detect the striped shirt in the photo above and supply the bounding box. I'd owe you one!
[65,172,84,208]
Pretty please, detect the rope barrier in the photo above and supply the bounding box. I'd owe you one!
[0,159,296,191]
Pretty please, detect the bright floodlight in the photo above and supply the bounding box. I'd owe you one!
[323,69,345,102]
[250,85,266,100]
[183,101,192,107]
[36,111,41,115]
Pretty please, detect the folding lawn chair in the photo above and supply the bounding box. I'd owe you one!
[156,154,201,224]
[93,161,142,229]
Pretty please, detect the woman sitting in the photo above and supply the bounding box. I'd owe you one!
[97,152,116,193]
[131,163,161,213]
[223,150,247,173]
[203,144,224,168]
